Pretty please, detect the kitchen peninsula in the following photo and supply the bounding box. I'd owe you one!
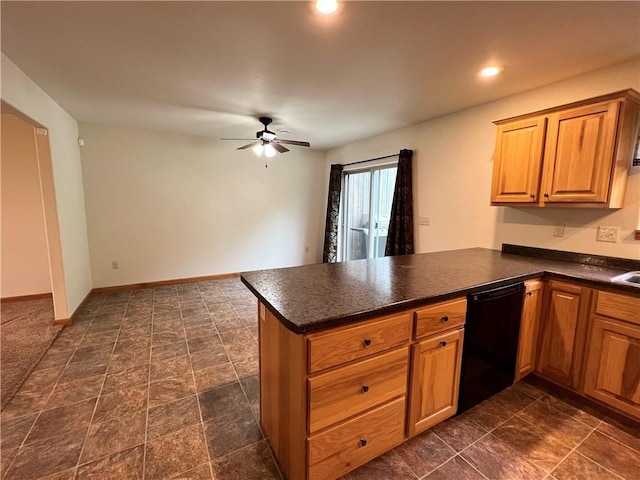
[241,246,640,480]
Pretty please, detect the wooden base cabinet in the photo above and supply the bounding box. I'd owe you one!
[516,279,543,380]
[583,291,640,420]
[536,280,591,389]
[259,297,466,480]
[407,328,464,436]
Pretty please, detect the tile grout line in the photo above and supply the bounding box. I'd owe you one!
[219,281,284,480]
[188,282,217,480]
[141,286,158,480]
[544,419,604,477]
[74,290,131,476]
[2,295,105,480]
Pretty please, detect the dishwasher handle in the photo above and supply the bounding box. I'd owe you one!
[468,282,525,303]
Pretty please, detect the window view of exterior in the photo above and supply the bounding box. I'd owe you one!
[340,165,397,261]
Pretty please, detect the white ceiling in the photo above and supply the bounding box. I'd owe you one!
[2,1,639,150]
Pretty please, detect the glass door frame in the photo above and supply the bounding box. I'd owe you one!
[338,161,398,262]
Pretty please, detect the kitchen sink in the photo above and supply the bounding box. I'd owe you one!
[611,271,640,287]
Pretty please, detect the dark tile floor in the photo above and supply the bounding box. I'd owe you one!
[1,278,639,480]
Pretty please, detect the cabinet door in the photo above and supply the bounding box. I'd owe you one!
[516,279,543,380]
[536,281,591,389]
[491,117,547,204]
[407,329,464,437]
[584,316,640,420]
[541,101,620,203]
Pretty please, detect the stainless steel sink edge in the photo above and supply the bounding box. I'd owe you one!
[611,271,640,287]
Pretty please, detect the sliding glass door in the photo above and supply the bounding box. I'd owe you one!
[340,165,397,261]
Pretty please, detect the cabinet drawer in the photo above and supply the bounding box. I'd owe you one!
[307,312,411,373]
[308,347,408,433]
[595,291,640,325]
[307,397,405,480]
[414,298,466,339]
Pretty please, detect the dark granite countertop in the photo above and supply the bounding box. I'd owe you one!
[241,247,640,334]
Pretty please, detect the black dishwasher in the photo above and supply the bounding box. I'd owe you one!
[458,282,524,414]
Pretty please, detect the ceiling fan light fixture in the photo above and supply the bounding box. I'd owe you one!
[316,0,338,15]
[264,144,277,158]
[252,144,264,156]
[480,66,502,77]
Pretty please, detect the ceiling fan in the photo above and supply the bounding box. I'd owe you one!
[221,117,311,156]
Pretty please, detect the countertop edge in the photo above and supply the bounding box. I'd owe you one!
[242,269,640,335]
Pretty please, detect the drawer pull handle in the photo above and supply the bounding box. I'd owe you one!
[361,385,370,393]
[441,316,449,323]
[440,341,447,347]
[359,439,368,447]
[363,338,372,347]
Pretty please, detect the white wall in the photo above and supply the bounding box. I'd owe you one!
[1,53,93,316]
[326,59,640,260]
[1,114,51,297]
[79,124,327,287]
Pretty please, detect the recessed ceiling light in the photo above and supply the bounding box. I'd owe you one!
[316,0,338,15]
[480,66,502,77]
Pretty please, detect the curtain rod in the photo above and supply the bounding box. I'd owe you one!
[341,153,399,167]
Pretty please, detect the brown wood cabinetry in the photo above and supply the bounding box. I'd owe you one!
[583,291,640,420]
[516,279,543,380]
[260,297,465,480]
[536,280,591,388]
[407,328,464,436]
[491,90,640,208]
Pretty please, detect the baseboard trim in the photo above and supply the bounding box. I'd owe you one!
[53,289,93,327]
[91,272,241,294]
[1,292,53,304]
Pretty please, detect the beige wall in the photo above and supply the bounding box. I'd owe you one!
[1,53,93,316]
[1,114,51,297]
[79,123,327,287]
[326,59,640,260]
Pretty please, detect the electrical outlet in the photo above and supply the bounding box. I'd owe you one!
[418,217,430,226]
[305,246,309,254]
[596,226,620,243]
[553,224,565,237]
[112,260,119,269]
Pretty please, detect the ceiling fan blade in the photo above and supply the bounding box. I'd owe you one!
[271,143,289,153]
[237,141,260,150]
[277,139,311,147]
[221,138,257,141]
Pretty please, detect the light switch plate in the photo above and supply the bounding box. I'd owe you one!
[596,226,620,243]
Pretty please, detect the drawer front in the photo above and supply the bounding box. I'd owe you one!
[414,298,466,339]
[307,397,405,480]
[307,312,411,373]
[595,291,640,325]
[308,347,408,433]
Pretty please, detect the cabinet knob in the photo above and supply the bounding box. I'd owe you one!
[361,385,370,393]
[544,193,550,198]
[363,338,372,347]
[441,316,449,323]
[440,341,447,347]
[359,439,368,447]
[526,291,533,297]
[530,194,535,199]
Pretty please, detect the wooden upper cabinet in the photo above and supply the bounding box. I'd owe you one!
[541,101,619,204]
[490,89,640,208]
[536,280,591,389]
[491,117,546,203]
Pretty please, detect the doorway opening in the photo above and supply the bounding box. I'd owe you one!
[339,163,397,261]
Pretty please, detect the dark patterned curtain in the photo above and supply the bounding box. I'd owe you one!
[385,149,414,256]
[322,164,344,263]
